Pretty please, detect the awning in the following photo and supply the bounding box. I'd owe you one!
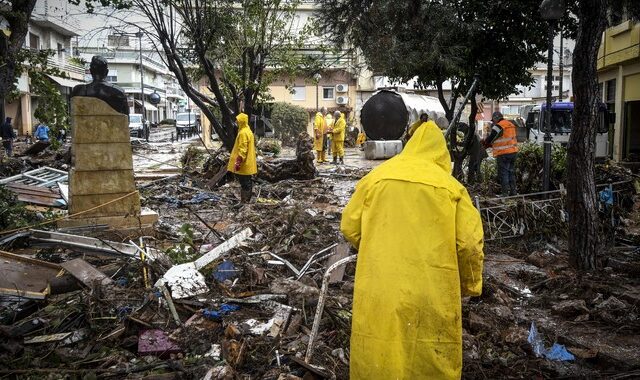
[134,99,158,111]
[46,74,85,88]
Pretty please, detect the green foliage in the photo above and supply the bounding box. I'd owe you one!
[317,0,550,117]
[0,185,39,231]
[165,223,197,264]
[269,102,309,146]
[515,142,567,193]
[257,138,282,156]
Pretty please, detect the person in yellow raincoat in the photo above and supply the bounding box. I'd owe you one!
[227,113,257,204]
[313,108,327,163]
[324,111,334,157]
[331,111,346,164]
[407,112,430,138]
[341,121,484,379]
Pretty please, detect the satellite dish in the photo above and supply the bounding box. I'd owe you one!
[149,92,161,105]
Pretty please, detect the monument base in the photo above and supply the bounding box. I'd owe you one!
[58,208,159,231]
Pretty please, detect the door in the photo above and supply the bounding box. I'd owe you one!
[624,101,640,160]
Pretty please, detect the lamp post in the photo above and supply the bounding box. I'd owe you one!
[313,73,322,111]
[135,31,145,124]
[540,0,564,192]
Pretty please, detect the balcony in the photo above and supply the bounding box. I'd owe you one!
[598,20,640,70]
[47,56,85,81]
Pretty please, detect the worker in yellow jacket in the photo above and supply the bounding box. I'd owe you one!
[341,121,484,379]
[407,112,430,138]
[324,111,334,157]
[227,113,257,204]
[331,111,346,164]
[313,109,327,163]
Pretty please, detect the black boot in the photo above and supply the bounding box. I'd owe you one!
[339,157,344,165]
[332,157,337,164]
[241,189,252,203]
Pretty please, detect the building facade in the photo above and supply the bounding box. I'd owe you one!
[598,18,640,162]
[4,0,85,135]
[77,43,185,123]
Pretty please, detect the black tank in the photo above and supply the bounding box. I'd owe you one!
[360,90,408,140]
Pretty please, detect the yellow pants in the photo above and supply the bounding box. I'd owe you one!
[316,150,326,162]
[332,140,344,158]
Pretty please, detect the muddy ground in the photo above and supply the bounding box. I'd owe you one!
[0,139,639,379]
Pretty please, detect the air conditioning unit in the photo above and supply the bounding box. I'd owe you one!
[335,84,349,93]
[336,96,349,105]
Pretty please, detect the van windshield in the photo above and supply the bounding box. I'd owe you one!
[129,115,142,123]
[176,114,196,122]
[550,110,572,133]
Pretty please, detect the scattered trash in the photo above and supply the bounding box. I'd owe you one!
[212,260,241,282]
[138,329,181,357]
[203,304,241,321]
[527,322,575,361]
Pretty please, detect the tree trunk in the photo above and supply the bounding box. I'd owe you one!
[0,0,38,122]
[567,0,607,271]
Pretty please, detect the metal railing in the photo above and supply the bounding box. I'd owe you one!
[476,180,634,241]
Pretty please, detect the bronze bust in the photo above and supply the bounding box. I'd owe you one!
[71,56,129,115]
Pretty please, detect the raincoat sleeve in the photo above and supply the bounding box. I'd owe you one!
[340,180,370,250]
[237,131,249,161]
[455,188,484,297]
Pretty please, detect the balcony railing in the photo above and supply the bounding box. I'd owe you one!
[46,56,85,80]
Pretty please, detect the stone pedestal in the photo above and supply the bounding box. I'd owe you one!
[60,97,157,229]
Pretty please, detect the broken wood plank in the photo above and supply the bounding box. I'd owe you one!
[24,332,72,344]
[60,259,114,288]
[194,228,253,270]
[0,288,47,300]
[49,263,121,295]
[268,304,292,338]
[325,243,350,284]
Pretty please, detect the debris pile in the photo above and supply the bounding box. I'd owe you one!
[1,142,639,379]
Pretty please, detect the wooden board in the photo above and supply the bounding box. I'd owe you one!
[60,258,114,288]
[0,250,61,295]
[326,243,350,284]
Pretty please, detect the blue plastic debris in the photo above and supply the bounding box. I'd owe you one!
[546,343,575,361]
[115,277,128,287]
[202,303,240,321]
[599,185,614,206]
[527,322,546,358]
[528,322,575,361]
[212,260,240,282]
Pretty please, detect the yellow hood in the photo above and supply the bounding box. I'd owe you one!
[399,120,451,173]
[236,113,249,129]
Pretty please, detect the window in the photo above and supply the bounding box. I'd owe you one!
[322,87,334,100]
[291,86,305,101]
[106,69,118,83]
[606,79,616,103]
[29,33,40,50]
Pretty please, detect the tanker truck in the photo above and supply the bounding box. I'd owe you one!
[360,90,447,159]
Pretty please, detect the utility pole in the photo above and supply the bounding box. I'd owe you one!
[136,31,145,123]
[558,28,563,101]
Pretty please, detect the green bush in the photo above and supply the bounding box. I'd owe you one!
[269,102,309,146]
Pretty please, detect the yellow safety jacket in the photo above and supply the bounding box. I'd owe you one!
[491,119,519,157]
[227,113,257,175]
[313,112,325,151]
[332,114,346,142]
[341,121,484,379]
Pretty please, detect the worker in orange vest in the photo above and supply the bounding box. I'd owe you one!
[483,111,519,196]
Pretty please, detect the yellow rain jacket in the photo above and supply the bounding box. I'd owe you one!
[341,122,484,380]
[332,113,346,142]
[313,112,325,151]
[227,113,257,175]
[324,113,334,132]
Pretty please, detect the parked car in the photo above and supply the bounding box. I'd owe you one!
[129,114,150,139]
[176,112,200,135]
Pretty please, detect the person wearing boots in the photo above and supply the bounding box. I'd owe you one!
[227,113,257,204]
[332,111,346,164]
[314,108,327,163]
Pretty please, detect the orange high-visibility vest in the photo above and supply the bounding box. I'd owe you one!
[492,119,519,157]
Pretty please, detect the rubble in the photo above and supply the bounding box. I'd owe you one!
[1,142,639,379]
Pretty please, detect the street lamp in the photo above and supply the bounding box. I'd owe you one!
[540,0,564,192]
[313,73,322,111]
